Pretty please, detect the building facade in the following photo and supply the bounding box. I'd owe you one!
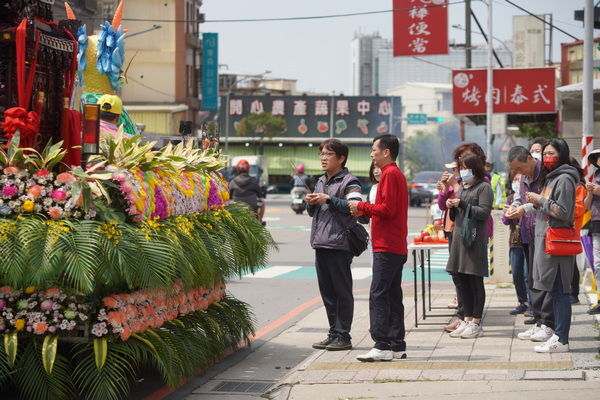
[352,33,512,96]
[560,38,600,86]
[118,0,204,134]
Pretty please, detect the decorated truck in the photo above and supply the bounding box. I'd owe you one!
[0,2,274,399]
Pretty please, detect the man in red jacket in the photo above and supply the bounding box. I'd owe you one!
[348,134,408,362]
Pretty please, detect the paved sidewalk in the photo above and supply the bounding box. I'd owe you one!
[270,283,600,400]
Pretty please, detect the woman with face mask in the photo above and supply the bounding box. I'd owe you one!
[444,153,493,339]
[502,173,530,315]
[524,138,578,353]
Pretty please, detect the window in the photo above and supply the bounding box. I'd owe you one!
[101,1,115,21]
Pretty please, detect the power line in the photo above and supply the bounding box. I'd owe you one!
[57,1,468,24]
[503,0,580,41]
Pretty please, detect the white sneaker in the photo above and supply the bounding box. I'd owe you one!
[534,334,570,353]
[449,320,468,338]
[356,348,393,362]
[530,324,554,342]
[517,325,540,340]
[460,322,484,339]
[392,351,407,360]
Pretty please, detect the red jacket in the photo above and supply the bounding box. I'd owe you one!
[357,162,408,255]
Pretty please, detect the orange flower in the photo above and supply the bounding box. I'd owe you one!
[27,184,42,198]
[33,321,48,334]
[56,172,75,184]
[102,296,118,308]
[120,326,132,341]
[45,288,60,296]
[3,166,20,174]
[14,319,25,331]
[108,311,123,326]
[0,286,13,293]
[48,207,63,220]
[24,286,36,294]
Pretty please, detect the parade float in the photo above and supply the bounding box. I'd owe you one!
[0,2,274,399]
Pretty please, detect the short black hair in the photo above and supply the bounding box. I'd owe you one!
[100,111,120,123]
[507,145,531,163]
[460,153,486,180]
[543,138,571,168]
[319,139,349,168]
[530,136,549,149]
[373,134,399,160]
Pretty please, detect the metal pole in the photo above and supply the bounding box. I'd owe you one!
[224,91,230,154]
[583,0,595,181]
[465,0,472,69]
[486,0,494,162]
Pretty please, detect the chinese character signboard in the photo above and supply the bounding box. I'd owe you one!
[393,0,448,56]
[201,33,218,111]
[220,96,401,139]
[407,113,427,124]
[452,67,556,115]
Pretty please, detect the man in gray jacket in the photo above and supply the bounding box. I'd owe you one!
[305,139,362,351]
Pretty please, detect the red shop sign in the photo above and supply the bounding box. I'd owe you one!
[393,0,449,56]
[452,67,557,115]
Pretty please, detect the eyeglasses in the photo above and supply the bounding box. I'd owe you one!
[318,151,337,158]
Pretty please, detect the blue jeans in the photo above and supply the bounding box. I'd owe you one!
[551,268,572,344]
[509,247,529,305]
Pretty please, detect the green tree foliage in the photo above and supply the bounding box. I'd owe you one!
[405,131,445,177]
[514,122,558,140]
[236,112,286,154]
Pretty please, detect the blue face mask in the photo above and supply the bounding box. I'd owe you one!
[531,152,542,161]
[460,169,474,184]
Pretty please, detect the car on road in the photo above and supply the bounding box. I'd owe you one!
[409,170,443,207]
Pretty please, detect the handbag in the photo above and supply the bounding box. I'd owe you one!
[543,181,582,256]
[330,208,369,257]
[460,204,477,248]
[545,227,582,256]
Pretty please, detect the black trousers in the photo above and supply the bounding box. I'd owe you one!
[370,252,407,351]
[315,248,354,339]
[572,261,580,297]
[523,243,554,328]
[455,273,486,319]
[447,232,465,319]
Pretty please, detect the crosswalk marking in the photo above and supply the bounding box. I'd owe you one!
[246,266,303,278]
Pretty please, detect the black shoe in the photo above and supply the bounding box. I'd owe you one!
[312,335,335,349]
[587,303,600,315]
[510,303,528,315]
[325,336,352,351]
[524,317,537,325]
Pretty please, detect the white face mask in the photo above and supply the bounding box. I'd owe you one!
[511,182,520,194]
[531,152,542,161]
[459,169,474,184]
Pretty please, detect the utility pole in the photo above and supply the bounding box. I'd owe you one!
[583,0,594,181]
[486,0,494,163]
[460,0,472,142]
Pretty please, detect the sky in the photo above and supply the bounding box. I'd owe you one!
[202,0,589,94]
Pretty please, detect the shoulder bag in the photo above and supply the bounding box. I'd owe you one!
[544,180,582,256]
[460,203,477,248]
[330,208,369,257]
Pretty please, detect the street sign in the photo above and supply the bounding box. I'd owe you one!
[201,33,218,111]
[407,113,428,125]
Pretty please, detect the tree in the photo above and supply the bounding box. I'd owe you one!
[404,131,445,178]
[235,112,286,154]
[514,122,558,141]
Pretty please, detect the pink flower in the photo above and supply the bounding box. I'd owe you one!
[34,169,50,177]
[2,186,17,196]
[33,321,48,334]
[3,166,19,174]
[51,190,67,201]
[56,172,75,184]
[27,185,42,198]
[48,207,63,220]
[40,300,54,311]
[0,299,5,311]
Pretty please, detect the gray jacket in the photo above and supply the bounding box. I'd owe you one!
[229,174,262,209]
[445,180,493,277]
[532,164,578,293]
[308,169,362,252]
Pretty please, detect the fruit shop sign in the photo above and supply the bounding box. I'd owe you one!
[221,95,402,139]
[452,67,557,115]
